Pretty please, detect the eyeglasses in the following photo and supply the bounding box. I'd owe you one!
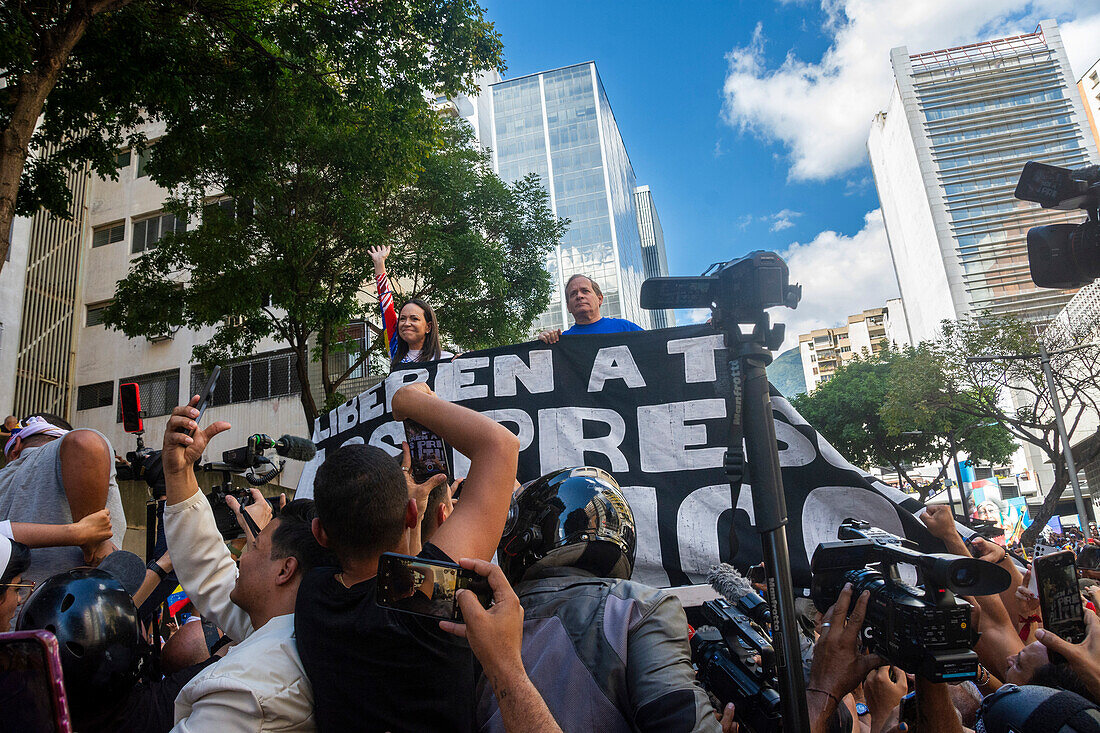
[3,581,36,602]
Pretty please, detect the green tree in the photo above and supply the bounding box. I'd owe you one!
[0,0,502,273]
[793,346,1015,501]
[106,112,562,428]
[932,316,1100,545]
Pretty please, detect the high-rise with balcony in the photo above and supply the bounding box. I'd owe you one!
[633,185,674,329]
[797,300,909,392]
[489,62,649,332]
[868,21,1099,344]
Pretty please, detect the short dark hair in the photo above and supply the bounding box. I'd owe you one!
[1033,662,1095,703]
[420,481,450,539]
[2,541,31,585]
[22,412,73,431]
[269,499,337,572]
[313,445,407,560]
[565,274,602,298]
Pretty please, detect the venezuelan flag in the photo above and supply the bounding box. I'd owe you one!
[167,584,190,617]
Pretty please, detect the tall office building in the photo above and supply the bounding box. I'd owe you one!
[868,21,1099,344]
[633,185,674,329]
[489,62,649,332]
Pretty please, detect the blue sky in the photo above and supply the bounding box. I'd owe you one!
[480,0,1100,348]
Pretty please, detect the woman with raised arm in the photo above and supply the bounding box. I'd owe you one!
[370,245,453,367]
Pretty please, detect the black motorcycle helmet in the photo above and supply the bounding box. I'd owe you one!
[977,684,1100,733]
[16,568,144,712]
[498,466,636,585]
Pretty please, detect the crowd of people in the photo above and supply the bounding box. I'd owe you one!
[1,271,1100,732]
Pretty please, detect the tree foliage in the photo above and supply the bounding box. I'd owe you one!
[792,346,1015,501]
[105,62,563,430]
[0,0,502,272]
[931,316,1100,545]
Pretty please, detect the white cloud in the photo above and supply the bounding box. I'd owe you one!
[677,308,712,325]
[770,208,802,231]
[773,209,900,351]
[722,2,1100,181]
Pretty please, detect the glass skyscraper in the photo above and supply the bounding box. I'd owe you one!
[869,20,1099,344]
[634,185,674,329]
[489,62,649,331]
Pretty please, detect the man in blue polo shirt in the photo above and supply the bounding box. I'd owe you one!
[538,274,643,344]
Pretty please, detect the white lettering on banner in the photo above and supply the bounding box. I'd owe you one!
[537,407,629,474]
[370,421,405,456]
[336,399,358,436]
[637,399,726,472]
[588,346,646,392]
[775,420,815,467]
[295,447,325,500]
[801,487,912,582]
[771,396,809,427]
[311,419,330,443]
[359,382,384,423]
[667,334,725,383]
[677,484,732,583]
[494,351,554,397]
[452,409,534,478]
[620,486,670,587]
[384,368,429,411]
[453,357,490,402]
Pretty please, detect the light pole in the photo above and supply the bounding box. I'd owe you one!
[967,343,1094,536]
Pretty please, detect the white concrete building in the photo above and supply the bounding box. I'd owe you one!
[1078,58,1100,151]
[797,301,910,392]
[868,21,1099,345]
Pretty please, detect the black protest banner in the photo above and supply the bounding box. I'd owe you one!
[296,324,940,590]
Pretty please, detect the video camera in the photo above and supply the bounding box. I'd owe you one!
[691,597,781,733]
[204,433,316,539]
[811,520,1011,682]
[1014,162,1100,288]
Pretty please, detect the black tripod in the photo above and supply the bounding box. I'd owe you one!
[641,251,807,732]
[716,309,809,733]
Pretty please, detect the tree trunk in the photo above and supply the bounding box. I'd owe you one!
[293,341,320,434]
[0,9,98,273]
[1021,468,1068,547]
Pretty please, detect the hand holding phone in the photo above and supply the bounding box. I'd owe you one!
[403,419,453,484]
[1035,551,1086,649]
[184,366,221,437]
[438,558,526,679]
[376,552,491,622]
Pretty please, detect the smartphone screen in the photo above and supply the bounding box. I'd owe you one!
[403,419,453,484]
[119,382,143,433]
[0,631,71,732]
[1035,551,1086,644]
[376,553,491,622]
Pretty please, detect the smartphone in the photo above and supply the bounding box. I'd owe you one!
[376,552,491,622]
[185,366,221,437]
[1035,551,1087,647]
[899,691,917,729]
[403,419,454,484]
[119,382,143,433]
[0,630,72,732]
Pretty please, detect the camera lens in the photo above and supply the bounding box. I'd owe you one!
[951,565,976,587]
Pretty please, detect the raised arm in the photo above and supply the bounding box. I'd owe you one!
[391,384,519,562]
[371,245,400,361]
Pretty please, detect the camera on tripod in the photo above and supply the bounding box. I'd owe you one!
[691,597,781,733]
[1014,161,1100,288]
[203,433,316,540]
[811,520,1011,682]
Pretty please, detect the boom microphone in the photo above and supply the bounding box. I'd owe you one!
[252,434,317,462]
[708,563,771,629]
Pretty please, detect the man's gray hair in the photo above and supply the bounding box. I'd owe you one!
[565,273,602,298]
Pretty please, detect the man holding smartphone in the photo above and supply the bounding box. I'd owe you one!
[296,383,519,732]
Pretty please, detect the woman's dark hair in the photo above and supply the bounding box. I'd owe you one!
[392,298,444,366]
[1032,662,1095,704]
[1,541,31,585]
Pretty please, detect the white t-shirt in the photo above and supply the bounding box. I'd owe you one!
[401,349,454,363]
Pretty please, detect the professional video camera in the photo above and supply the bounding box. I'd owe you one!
[811,520,1011,682]
[203,433,316,539]
[691,597,781,733]
[1014,162,1100,288]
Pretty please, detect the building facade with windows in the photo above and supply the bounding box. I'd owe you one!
[797,301,910,392]
[633,185,674,329]
[868,21,1099,345]
[488,62,649,332]
[1078,58,1100,150]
